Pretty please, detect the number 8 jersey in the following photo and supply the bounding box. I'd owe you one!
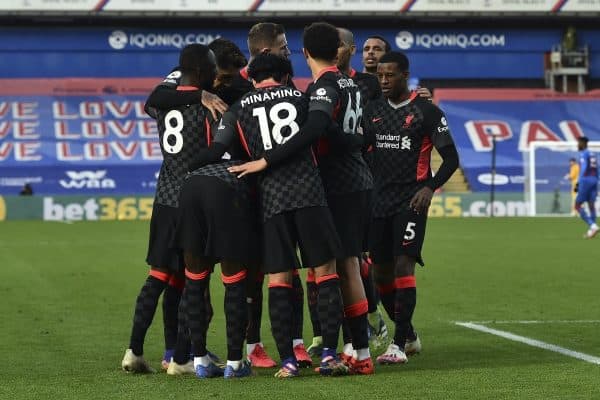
[218,83,327,221]
[153,92,212,208]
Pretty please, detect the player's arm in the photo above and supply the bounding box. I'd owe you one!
[578,153,588,181]
[187,109,238,172]
[228,110,332,177]
[410,106,459,213]
[144,68,228,119]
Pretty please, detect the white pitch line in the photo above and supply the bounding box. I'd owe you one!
[455,322,600,366]
[456,320,600,325]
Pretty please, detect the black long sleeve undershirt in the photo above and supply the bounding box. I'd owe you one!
[425,144,460,191]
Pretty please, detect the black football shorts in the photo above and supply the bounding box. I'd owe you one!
[146,202,183,272]
[327,190,372,258]
[174,175,261,265]
[262,206,342,274]
[369,207,427,266]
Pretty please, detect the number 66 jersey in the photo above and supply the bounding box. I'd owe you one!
[216,82,327,221]
[151,88,213,208]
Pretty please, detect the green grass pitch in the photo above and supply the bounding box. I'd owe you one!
[1,218,599,399]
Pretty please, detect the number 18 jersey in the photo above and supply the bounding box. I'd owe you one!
[154,99,212,208]
[219,83,327,221]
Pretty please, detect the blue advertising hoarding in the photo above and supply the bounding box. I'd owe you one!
[1,27,600,79]
[438,92,600,192]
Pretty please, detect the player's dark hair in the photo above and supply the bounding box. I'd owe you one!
[179,44,212,74]
[247,53,293,83]
[578,136,589,143]
[208,38,248,71]
[303,22,340,62]
[379,51,410,72]
[367,35,391,52]
[248,23,286,57]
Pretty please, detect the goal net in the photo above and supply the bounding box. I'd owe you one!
[524,141,600,216]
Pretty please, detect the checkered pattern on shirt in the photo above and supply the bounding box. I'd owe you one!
[363,95,454,217]
[154,103,211,207]
[308,71,373,196]
[353,71,382,102]
[234,86,327,221]
[188,160,254,203]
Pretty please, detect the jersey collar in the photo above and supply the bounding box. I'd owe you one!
[177,86,200,91]
[254,82,283,89]
[349,68,357,78]
[240,66,250,81]
[387,91,418,109]
[314,66,339,82]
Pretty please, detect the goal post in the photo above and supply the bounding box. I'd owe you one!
[525,141,600,216]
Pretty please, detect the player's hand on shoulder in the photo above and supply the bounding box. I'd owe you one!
[201,91,228,120]
[409,186,434,214]
[416,87,433,101]
[227,158,268,178]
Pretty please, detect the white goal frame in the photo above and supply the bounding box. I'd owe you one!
[526,140,600,216]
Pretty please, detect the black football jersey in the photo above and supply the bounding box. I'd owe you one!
[154,95,212,208]
[349,69,382,103]
[307,67,373,196]
[217,84,327,221]
[363,92,455,217]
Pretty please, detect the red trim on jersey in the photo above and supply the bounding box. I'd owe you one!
[236,121,252,157]
[416,135,433,181]
[176,86,199,91]
[221,269,247,284]
[366,145,374,153]
[409,91,418,102]
[292,269,300,276]
[395,275,416,289]
[310,148,318,166]
[149,269,171,283]
[344,300,368,318]
[306,269,316,283]
[240,67,249,81]
[205,117,212,146]
[185,269,209,281]
[314,66,339,82]
[255,82,283,89]
[349,68,357,78]
[268,282,293,289]
[316,273,339,285]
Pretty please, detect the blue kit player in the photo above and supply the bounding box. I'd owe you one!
[575,136,598,239]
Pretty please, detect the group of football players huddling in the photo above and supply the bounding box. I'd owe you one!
[121,21,459,379]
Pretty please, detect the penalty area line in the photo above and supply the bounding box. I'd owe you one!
[455,322,600,366]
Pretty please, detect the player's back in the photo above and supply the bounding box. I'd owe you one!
[350,69,382,103]
[579,149,598,179]
[154,100,212,208]
[307,68,373,196]
[233,84,326,220]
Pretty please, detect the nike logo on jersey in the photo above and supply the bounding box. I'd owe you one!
[403,114,414,128]
[372,117,383,123]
